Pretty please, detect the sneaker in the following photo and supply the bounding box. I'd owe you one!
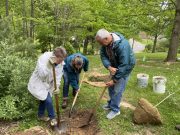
[106,111,120,120]
[102,104,111,110]
[38,116,50,122]
[50,118,57,126]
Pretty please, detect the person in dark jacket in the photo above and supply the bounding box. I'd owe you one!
[62,53,89,108]
[96,29,135,119]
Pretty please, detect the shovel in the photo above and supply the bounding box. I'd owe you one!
[69,73,85,118]
[80,86,108,127]
[52,64,68,134]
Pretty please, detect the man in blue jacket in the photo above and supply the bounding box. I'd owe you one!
[96,29,135,119]
[62,53,89,109]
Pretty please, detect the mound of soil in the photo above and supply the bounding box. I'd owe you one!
[133,98,162,125]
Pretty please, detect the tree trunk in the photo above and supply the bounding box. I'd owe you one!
[5,0,9,16]
[22,0,26,37]
[30,0,34,38]
[152,34,158,53]
[54,0,58,47]
[132,38,135,51]
[83,36,89,55]
[166,0,180,62]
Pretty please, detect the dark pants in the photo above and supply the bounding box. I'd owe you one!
[38,93,55,119]
[63,71,79,98]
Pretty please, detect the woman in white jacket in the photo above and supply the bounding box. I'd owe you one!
[28,47,67,126]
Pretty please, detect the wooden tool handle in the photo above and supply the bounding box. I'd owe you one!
[71,73,85,106]
[52,64,60,127]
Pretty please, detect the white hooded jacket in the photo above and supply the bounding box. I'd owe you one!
[28,52,64,100]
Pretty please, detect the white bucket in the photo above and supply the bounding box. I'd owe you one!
[153,76,167,94]
[137,73,149,88]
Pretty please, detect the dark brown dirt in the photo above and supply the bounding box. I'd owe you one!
[62,109,99,135]
[133,98,162,125]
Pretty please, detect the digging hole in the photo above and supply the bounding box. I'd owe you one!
[62,109,99,135]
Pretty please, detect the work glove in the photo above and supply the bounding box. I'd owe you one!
[53,88,60,95]
[49,56,56,65]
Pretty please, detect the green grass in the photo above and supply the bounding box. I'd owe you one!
[17,52,180,135]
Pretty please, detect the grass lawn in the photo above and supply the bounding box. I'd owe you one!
[17,52,180,135]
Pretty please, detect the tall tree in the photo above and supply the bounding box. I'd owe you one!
[166,0,180,62]
[5,0,9,16]
[22,0,28,37]
[30,0,34,38]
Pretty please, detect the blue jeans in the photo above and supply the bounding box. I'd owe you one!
[38,93,55,119]
[63,71,79,98]
[108,77,129,113]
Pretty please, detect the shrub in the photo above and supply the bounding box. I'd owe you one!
[64,42,76,55]
[145,44,152,52]
[0,40,37,120]
[156,39,169,52]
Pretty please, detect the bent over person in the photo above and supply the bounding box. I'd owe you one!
[62,53,89,109]
[28,47,67,127]
[96,29,135,119]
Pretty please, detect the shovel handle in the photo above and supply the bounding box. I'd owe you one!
[69,73,85,117]
[88,86,107,122]
[52,64,60,127]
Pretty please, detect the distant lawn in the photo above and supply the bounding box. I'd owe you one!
[17,52,180,135]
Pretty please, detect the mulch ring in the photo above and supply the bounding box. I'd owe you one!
[0,121,19,135]
[83,72,110,87]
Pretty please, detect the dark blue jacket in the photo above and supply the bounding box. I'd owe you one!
[63,53,89,90]
[100,32,135,81]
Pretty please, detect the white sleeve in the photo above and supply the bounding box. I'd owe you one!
[36,53,50,81]
[56,62,65,88]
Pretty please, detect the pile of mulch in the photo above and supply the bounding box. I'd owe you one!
[0,121,19,135]
[133,98,162,125]
[13,126,51,135]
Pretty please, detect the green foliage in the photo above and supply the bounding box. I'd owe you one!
[0,95,20,120]
[145,44,153,52]
[0,49,37,119]
[0,21,38,119]
[64,42,76,55]
[156,39,169,52]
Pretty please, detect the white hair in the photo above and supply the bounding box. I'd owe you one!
[96,29,110,39]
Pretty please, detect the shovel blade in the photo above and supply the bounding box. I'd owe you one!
[52,121,68,134]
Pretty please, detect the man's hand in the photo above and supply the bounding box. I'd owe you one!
[106,80,115,87]
[53,88,60,95]
[49,56,56,65]
[108,66,118,75]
